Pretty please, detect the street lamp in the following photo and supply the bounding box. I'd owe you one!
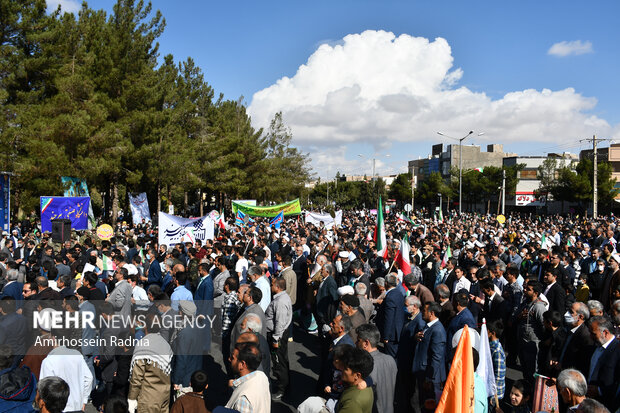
[358,153,391,180]
[437,131,484,214]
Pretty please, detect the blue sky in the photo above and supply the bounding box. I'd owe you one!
[53,0,620,178]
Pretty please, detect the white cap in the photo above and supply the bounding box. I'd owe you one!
[451,327,481,351]
[337,286,354,296]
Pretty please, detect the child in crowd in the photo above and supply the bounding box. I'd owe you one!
[497,379,532,413]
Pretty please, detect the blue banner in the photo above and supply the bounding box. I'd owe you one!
[61,177,95,228]
[40,197,90,232]
[0,175,9,232]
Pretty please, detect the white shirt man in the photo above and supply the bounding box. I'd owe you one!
[40,346,93,412]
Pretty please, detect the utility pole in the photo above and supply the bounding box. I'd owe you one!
[594,136,598,219]
[580,135,610,219]
[501,169,506,215]
[411,174,415,213]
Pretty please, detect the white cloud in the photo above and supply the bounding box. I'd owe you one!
[248,30,612,178]
[547,40,593,57]
[47,0,80,14]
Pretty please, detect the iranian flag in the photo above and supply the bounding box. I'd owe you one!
[375,197,388,259]
[217,211,226,230]
[395,235,412,275]
[440,244,452,269]
[252,234,258,248]
[397,213,412,224]
[102,254,116,272]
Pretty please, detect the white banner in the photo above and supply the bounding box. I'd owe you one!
[129,193,152,225]
[158,212,214,247]
[305,211,343,229]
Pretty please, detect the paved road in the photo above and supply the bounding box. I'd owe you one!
[87,319,523,412]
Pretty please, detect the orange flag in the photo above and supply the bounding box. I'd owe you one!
[436,326,475,413]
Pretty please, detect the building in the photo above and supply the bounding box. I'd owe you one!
[339,174,398,188]
[408,143,515,185]
[580,144,620,199]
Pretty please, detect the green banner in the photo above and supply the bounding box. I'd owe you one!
[231,199,301,217]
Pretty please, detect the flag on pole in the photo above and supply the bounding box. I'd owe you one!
[252,234,258,248]
[477,319,497,398]
[397,213,412,224]
[437,325,475,412]
[375,197,388,259]
[439,208,444,222]
[102,254,116,272]
[474,167,484,173]
[217,211,226,230]
[567,237,573,247]
[235,210,246,226]
[395,234,411,275]
[440,244,452,269]
[270,211,284,229]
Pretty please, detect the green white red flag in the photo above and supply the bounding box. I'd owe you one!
[395,235,411,274]
[375,196,388,259]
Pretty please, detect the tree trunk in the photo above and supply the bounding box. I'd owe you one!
[112,182,119,226]
[167,185,171,213]
[184,191,188,216]
[199,189,203,217]
[487,198,491,215]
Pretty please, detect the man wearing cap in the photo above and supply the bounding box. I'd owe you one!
[340,294,365,342]
[279,235,292,258]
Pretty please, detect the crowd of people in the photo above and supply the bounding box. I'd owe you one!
[0,209,619,413]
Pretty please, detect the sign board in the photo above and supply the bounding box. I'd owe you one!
[515,192,547,207]
[404,203,412,212]
[158,212,214,247]
[40,197,90,232]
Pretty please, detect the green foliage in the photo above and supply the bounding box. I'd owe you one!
[541,158,618,206]
[415,172,453,206]
[309,178,386,209]
[388,173,413,205]
[0,0,310,220]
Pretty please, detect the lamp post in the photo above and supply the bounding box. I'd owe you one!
[437,131,484,214]
[358,153,391,180]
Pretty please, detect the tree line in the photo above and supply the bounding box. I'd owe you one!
[0,0,311,222]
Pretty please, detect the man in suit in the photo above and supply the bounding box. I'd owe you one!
[230,285,267,354]
[586,316,620,408]
[349,259,370,293]
[315,262,339,332]
[446,291,477,350]
[441,258,458,295]
[543,267,566,314]
[317,314,355,395]
[403,272,434,305]
[142,247,162,289]
[376,273,405,357]
[396,295,425,413]
[558,302,595,378]
[435,284,455,328]
[194,263,214,353]
[480,279,508,323]
[0,269,23,303]
[412,301,447,405]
